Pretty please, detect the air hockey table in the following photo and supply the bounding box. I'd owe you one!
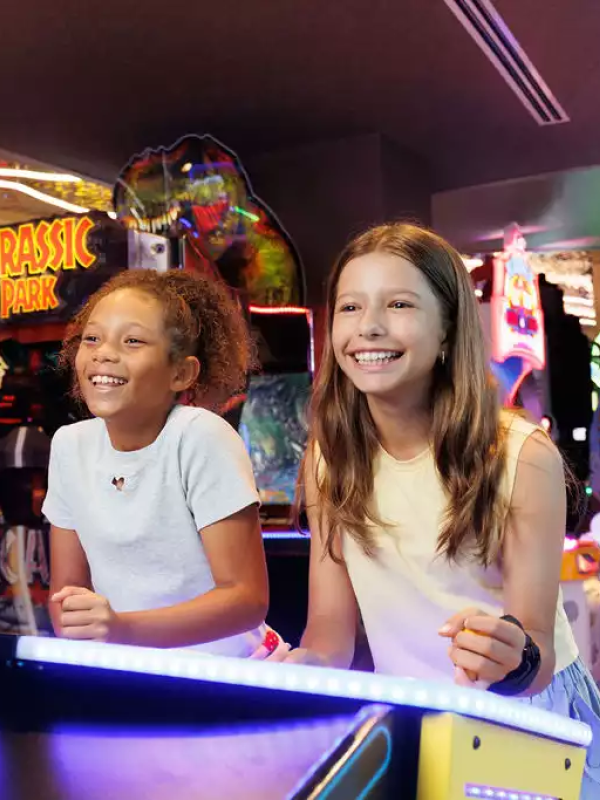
[0,634,590,800]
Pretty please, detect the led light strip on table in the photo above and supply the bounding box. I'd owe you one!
[15,636,591,747]
[465,785,559,800]
[262,530,309,540]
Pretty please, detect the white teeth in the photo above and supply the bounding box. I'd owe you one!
[353,351,401,364]
[91,376,126,386]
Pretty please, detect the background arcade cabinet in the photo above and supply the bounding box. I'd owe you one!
[114,132,307,436]
[471,228,598,672]
[472,226,592,490]
[0,339,61,637]
[473,226,548,419]
[241,305,313,646]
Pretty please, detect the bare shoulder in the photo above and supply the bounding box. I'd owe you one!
[518,429,563,475]
[511,429,565,509]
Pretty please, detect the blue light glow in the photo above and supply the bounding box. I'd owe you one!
[14,637,592,747]
[465,784,560,800]
[262,530,309,540]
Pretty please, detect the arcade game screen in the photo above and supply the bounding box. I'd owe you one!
[0,339,80,439]
[239,372,310,506]
[241,308,313,510]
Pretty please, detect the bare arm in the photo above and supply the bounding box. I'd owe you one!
[500,430,566,693]
[55,504,269,648]
[49,525,92,635]
[444,431,567,695]
[291,450,358,668]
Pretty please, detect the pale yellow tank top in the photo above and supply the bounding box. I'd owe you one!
[341,413,579,680]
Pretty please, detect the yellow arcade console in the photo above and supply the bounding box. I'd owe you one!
[418,711,586,800]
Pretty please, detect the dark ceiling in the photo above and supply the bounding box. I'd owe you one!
[2,0,600,191]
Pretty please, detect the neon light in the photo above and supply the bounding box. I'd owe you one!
[249,305,309,315]
[248,304,315,372]
[0,180,89,214]
[0,216,97,320]
[232,205,260,223]
[307,307,315,374]
[262,530,309,540]
[316,725,392,800]
[465,784,559,800]
[0,168,82,182]
[14,637,592,747]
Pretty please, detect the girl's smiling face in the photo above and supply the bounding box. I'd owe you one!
[75,288,194,429]
[332,252,446,404]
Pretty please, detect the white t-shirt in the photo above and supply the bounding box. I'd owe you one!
[42,404,267,657]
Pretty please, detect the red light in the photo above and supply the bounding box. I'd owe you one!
[249,305,309,315]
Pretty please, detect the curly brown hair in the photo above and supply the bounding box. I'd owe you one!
[60,269,255,411]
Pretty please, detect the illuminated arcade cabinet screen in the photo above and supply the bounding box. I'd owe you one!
[239,373,310,505]
[0,341,81,439]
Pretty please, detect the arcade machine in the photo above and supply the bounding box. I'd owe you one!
[240,304,313,527]
[113,133,305,320]
[473,224,547,418]
[113,132,308,429]
[472,225,600,673]
[240,304,313,646]
[0,633,592,799]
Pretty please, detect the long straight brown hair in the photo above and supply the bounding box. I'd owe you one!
[304,222,511,566]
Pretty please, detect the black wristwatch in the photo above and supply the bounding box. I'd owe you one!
[488,615,542,697]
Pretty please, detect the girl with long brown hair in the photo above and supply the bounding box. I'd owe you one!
[287,223,599,795]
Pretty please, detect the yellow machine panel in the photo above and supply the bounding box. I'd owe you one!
[417,712,586,800]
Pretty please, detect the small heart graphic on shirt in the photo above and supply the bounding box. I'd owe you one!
[112,477,125,491]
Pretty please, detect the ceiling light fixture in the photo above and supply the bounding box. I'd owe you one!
[0,180,89,214]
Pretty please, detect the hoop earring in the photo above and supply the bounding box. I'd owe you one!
[440,351,446,366]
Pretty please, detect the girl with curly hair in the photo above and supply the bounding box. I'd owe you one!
[44,269,285,659]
